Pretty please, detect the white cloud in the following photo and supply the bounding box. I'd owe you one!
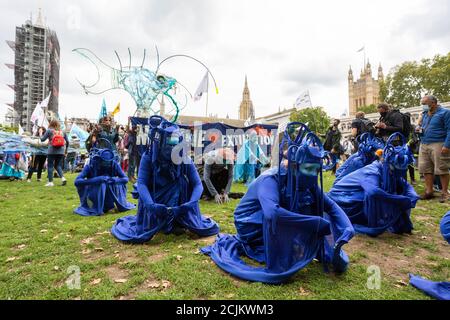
[1,0,449,123]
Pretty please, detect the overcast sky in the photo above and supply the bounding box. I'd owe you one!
[1,0,449,124]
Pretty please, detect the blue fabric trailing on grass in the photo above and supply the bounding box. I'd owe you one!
[328,133,418,237]
[202,123,354,284]
[441,211,450,244]
[111,116,219,243]
[409,274,450,300]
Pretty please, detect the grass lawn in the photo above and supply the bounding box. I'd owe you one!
[0,172,448,300]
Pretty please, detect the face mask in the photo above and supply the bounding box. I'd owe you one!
[299,163,321,177]
[422,105,430,112]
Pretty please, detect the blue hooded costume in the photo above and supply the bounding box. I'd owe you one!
[74,139,135,216]
[202,123,355,284]
[408,212,450,300]
[334,133,384,184]
[111,116,219,243]
[328,133,419,237]
[234,130,270,185]
[0,152,26,179]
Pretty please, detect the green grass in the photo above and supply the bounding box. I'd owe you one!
[0,172,448,300]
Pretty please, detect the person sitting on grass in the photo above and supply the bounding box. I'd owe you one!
[202,123,354,284]
[334,133,385,185]
[111,116,219,243]
[74,138,135,216]
[328,133,419,237]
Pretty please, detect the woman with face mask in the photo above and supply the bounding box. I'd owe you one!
[202,123,354,284]
[111,116,219,243]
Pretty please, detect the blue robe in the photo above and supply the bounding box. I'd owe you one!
[111,152,219,243]
[441,211,450,244]
[409,274,450,300]
[202,168,355,284]
[74,161,135,216]
[334,153,368,184]
[328,161,418,237]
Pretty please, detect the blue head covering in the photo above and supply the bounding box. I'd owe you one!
[88,138,118,176]
[357,133,385,163]
[278,123,326,215]
[381,133,415,194]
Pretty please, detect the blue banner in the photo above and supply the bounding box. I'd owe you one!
[129,117,279,157]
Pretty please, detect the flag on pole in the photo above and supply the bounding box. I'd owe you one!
[112,102,120,116]
[357,46,365,53]
[99,98,108,120]
[295,90,312,108]
[40,93,51,108]
[194,72,209,101]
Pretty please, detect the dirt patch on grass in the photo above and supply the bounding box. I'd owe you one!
[105,265,129,283]
[346,220,449,283]
[147,252,168,263]
[116,276,172,300]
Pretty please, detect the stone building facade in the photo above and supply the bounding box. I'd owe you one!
[348,61,383,117]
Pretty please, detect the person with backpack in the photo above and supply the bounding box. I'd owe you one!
[351,112,375,151]
[374,103,404,143]
[40,119,69,187]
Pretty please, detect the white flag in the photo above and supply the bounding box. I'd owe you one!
[295,91,312,108]
[194,72,209,101]
[40,93,51,108]
[30,102,43,124]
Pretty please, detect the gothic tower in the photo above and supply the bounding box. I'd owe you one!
[348,60,383,117]
[239,76,255,121]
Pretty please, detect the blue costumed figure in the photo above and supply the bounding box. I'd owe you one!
[111,116,219,243]
[74,139,135,216]
[202,123,355,284]
[408,211,450,300]
[328,133,419,237]
[0,152,26,180]
[334,133,384,184]
[234,130,270,185]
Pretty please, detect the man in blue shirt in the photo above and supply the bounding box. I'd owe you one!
[418,95,450,203]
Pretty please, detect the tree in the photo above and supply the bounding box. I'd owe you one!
[290,107,331,136]
[381,52,450,107]
[357,104,377,114]
[0,124,18,134]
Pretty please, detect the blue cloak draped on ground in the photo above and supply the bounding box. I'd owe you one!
[111,116,219,243]
[74,159,135,216]
[409,274,450,300]
[408,212,450,300]
[203,123,354,284]
[202,169,354,284]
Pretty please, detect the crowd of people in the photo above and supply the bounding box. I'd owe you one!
[323,95,449,203]
[0,94,449,299]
